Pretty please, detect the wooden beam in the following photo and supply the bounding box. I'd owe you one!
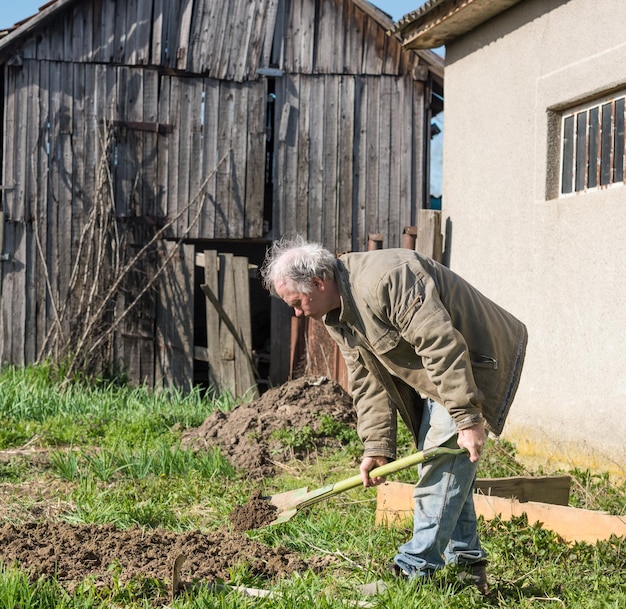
[375,481,626,544]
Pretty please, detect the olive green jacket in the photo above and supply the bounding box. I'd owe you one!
[323,249,527,459]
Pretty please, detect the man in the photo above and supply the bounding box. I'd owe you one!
[260,236,527,594]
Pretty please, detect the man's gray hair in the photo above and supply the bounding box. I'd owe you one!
[260,235,336,295]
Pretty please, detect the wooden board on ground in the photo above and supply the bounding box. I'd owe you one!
[375,481,626,544]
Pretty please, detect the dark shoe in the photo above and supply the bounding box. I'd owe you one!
[458,560,490,595]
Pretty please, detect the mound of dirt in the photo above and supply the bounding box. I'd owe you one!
[0,520,331,600]
[181,376,356,476]
[228,490,279,531]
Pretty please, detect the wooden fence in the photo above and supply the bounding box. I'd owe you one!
[195,251,259,399]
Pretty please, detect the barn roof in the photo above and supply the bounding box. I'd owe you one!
[0,0,443,76]
[0,0,76,41]
[393,0,524,50]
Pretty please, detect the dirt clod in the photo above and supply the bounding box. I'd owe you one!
[229,490,279,531]
[181,376,356,476]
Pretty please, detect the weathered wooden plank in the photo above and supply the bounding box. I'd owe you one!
[365,76,381,248]
[1,67,17,220]
[83,64,97,219]
[203,250,221,391]
[135,0,152,65]
[5,222,26,364]
[141,69,159,218]
[221,0,245,81]
[378,77,394,244]
[416,209,443,262]
[199,78,220,237]
[215,83,235,238]
[362,15,384,75]
[269,297,293,386]
[266,0,285,68]
[210,0,231,79]
[311,0,342,74]
[175,77,194,236]
[112,0,127,64]
[378,76,404,247]
[244,81,266,239]
[45,62,62,330]
[337,75,355,253]
[229,80,248,238]
[395,76,415,234]
[281,0,295,72]
[156,74,171,220]
[186,79,205,240]
[297,0,315,74]
[3,68,26,358]
[69,1,91,64]
[121,0,138,64]
[68,62,87,351]
[260,0,279,68]
[322,74,344,248]
[344,0,362,76]
[295,76,310,237]
[58,60,75,339]
[376,482,626,544]
[112,66,128,217]
[155,241,194,391]
[13,63,30,225]
[218,253,237,394]
[35,60,51,359]
[307,76,325,243]
[353,76,367,251]
[129,68,145,215]
[412,78,426,210]
[188,0,210,72]
[176,0,194,71]
[151,0,165,65]
[165,76,182,236]
[237,0,259,81]
[232,256,258,398]
[322,76,339,246]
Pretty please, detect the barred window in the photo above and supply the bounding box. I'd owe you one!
[561,95,625,194]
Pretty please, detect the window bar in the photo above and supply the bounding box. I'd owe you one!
[575,110,587,191]
[613,97,624,183]
[561,114,575,194]
[587,106,599,189]
[600,101,613,186]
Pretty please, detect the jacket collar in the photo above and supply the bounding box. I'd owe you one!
[324,258,363,332]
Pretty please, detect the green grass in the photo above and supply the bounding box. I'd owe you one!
[0,364,624,608]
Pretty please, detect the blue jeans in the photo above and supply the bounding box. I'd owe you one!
[393,399,487,578]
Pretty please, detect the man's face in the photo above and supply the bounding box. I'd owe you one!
[275,277,335,320]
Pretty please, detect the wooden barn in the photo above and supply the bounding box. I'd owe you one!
[0,0,443,395]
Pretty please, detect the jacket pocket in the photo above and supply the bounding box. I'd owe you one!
[470,352,498,370]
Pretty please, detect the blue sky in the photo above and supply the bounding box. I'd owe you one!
[2,1,426,30]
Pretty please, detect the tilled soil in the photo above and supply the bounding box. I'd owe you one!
[0,376,354,601]
[0,520,328,597]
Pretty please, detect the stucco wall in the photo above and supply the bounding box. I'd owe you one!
[442,0,626,475]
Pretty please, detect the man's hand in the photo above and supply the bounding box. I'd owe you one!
[360,455,390,487]
[457,423,487,462]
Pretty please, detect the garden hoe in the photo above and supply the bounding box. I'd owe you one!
[266,446,467,526]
